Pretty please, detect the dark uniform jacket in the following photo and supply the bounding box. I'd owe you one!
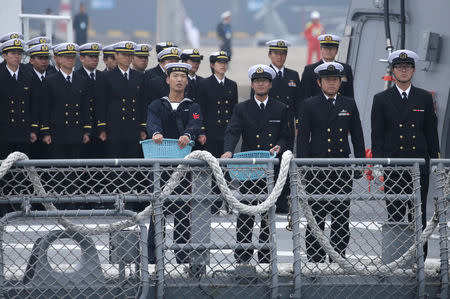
[224,98,290,154]
[297,94,365,158]
[28,66,57,136]
[185,75,204,102]
[101,67,146,142]
[197,75,238,140]
[371,85,439,162]
[146,97,202,140]
[74,67,108,131]
[144,64,166,80]
[300,60,354,100]
[0,64,39,143]
[41,71,91,144]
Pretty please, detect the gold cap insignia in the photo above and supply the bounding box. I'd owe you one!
[125,42,133,49]
[324,35,333,42]
[277,40,285,47]
[41,45,49,51]
[171,48,179,54]
[14,39,22,46]
[67,44,74,51]
[399,52,408,59]
[39,38,47,44]
[193,48,199,54]
[256,67,264,73]
[10,33,18,39]
[220,51,227,56]
[167,41,173,46]
[91,44,99,50]
[327,64,336,71]
[142,45,149,51]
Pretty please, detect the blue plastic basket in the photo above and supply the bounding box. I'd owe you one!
[140,138,195,159]
[228,150,277,181]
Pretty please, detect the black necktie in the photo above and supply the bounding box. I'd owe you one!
[220,81,224,86]
[41,75,45,81]
[278,71,282,78]
[402,91,407,101]
[124,72,128,80]
[66,75,71,84]
[12,73,16,81]
[328,98,335,107]
[90,72,95,80]
[260,102,265,110]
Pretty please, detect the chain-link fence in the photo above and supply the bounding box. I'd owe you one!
[289,158,426,299]
[151,161,279,299]
[0,210,149,298]
[432,159,450,299]
[0,157,280,299]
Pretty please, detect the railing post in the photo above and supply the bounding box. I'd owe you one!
[153,163,165,299]
[435,162,448,299]
[289,160,301,299]
[189,161,211,276]
[23,18,30,43]
[413,162,425,298]
[267,161,279,299]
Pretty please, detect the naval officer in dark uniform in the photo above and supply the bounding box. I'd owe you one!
[75,42,105,158]
[371,50,440,258]
[0,38,39,159]
[144,41,178,80]
[100,41,147,158]
[197,51,238,213]
[40,42,92,159]
[24,36,57,75]
[300,34,354,100]
[297,62,365,262]
[181,48,204,102]
[102,44,117,72]
[25,43,57,159]
[132,43,151,73]
[146,62,203,264]
[222,64,290,263]
[0,37,40,215]
[258,39,302,213]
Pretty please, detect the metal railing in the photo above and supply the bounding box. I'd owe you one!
[0,155,446,298]
[431,159,450,299]
[289,158,426,299]
[19,13,73,43]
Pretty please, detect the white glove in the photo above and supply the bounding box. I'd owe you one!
[431,165,437,173]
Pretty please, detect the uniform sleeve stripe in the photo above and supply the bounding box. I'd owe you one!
[140,123,146,126]
[97,123,106,126]
[40,127,50,130]
[83,125,92,129]
[31,124,39,127]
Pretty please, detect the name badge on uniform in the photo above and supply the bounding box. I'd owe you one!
[413,109,424,112]
[288,80,296,87]
[338,109,350,116]
[269,119,281,123]
[341,76,348,82]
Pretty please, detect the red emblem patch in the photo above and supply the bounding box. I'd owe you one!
[193,113,200,119]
